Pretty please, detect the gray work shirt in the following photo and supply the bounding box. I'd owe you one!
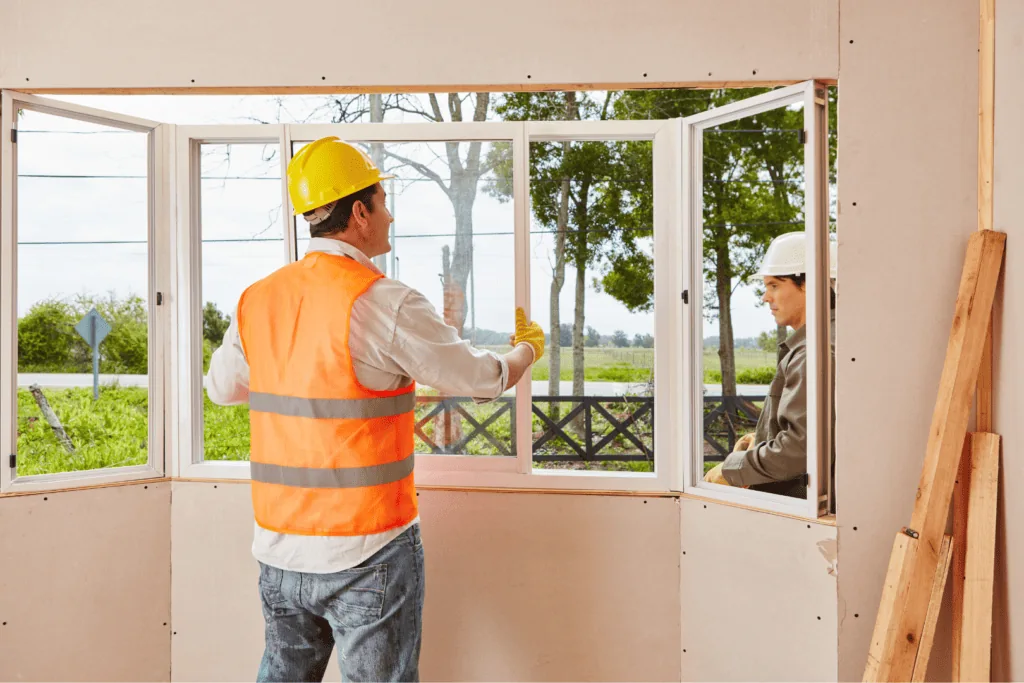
[720,318,836,502]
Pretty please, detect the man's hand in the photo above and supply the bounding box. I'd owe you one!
[733,432,755,452]
[703,463,730,486]
[512,307,545,362]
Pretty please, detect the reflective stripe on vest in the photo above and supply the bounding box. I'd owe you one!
[250,391,416,419]
[250,453,414,489]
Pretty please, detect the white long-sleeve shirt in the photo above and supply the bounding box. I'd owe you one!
[206,237,509,573]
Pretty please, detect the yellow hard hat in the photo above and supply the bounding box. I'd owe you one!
[287,136,395,216]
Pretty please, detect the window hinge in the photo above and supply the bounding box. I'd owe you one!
[681,290,689,304]
[8,454,15,469]
[799,129,807,145]
[156,292,163,305]
[10,129,16,144]
[902,527,920,540]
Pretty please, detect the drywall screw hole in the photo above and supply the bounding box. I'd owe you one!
[144,485,148,489]
[213,485,218,489]
[643,500,647,504]
[853,526,858,531]
[43,497,48,501]
[703,505,707,509]
[855,614,860,618]
[708,72,712,76]
[527,75,532,79]
[752,70,758,75]
[643,73,648,78]
[321,76,326,81]
[852,202,857,206]
[817,616,822,621]
[807,524,812,529]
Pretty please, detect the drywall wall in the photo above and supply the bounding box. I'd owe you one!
[0,0,837,90]
[992,2,1023,679]
[0,482,171,682]
[834,1,980,680]
[679,498,838,682]
[171,482,680,682]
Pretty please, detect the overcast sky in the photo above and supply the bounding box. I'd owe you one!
[16,93,777,341]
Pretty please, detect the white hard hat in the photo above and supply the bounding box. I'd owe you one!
[758,231,838,280]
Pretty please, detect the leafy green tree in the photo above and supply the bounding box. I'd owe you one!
[612,330,629,348]
[585,326,602,348]
[203,301,231,347]
[757,330,778,354]
[600,87,837,397]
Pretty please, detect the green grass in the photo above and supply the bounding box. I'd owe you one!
[17,387,149,475]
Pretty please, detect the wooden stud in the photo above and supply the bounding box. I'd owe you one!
[978,0,995,234]
[952,435,972,681]
[912,534,954,682]
[876,230,1005,682]
[863,533,915,682]
[959,432,1000,682]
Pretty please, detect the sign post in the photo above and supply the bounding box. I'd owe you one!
[74,308,112,400]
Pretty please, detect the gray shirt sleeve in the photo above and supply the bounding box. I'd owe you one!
[720,348,807,487]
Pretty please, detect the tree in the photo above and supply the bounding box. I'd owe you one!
[585,326,602,348]
[598,87,836,398]
[634,333,654,349]
[612,330,629,348]
[757,330,778,354]
[203,302,231,347]
[491,92,621,429]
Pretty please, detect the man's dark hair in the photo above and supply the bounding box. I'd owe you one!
[304,183,378,238]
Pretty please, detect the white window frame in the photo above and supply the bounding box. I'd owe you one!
[678,80,832,519]
[0,90,172,493]
[170,124,288,480]
[176,119,682,492]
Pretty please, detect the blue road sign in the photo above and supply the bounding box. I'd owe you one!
[74,308,112,400]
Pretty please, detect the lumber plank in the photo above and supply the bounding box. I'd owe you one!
[863,533,915,682]
[959,432,1000,682]
[879,230,1005,682]
[912,534,954,682]
[953,436,972,681]
[978,0,995,234]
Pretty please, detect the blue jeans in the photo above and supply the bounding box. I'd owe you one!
[256,525,425,682]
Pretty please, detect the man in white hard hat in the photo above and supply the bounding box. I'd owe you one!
[704,231,836,503]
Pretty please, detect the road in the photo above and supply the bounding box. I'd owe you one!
[18,374,769,396]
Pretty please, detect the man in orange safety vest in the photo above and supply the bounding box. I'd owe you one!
[206,136,545,682]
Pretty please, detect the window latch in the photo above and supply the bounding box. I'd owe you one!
[156,292,163,305]
[8,454,15,469]
[681,290,689,304]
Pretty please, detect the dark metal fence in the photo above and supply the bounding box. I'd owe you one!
[414,393,765,462]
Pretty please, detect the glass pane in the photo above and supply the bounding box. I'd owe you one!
[291,139,517,457]
[15,110,150,476]
[698,101,810,499]
[200,142,283,462]
[528,139,655,473]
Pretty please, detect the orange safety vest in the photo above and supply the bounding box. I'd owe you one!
[236,251,418,536]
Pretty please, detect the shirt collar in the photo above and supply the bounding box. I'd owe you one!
[305,237,382,275]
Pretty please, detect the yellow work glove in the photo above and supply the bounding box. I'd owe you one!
[513,307,545,362]
[704,463,731,486]
[733,432,756,452]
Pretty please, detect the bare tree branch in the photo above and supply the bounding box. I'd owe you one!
[383,150,452,199]
[428,94,445,122]
[448,93,462,122]
[465,93,490,175]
